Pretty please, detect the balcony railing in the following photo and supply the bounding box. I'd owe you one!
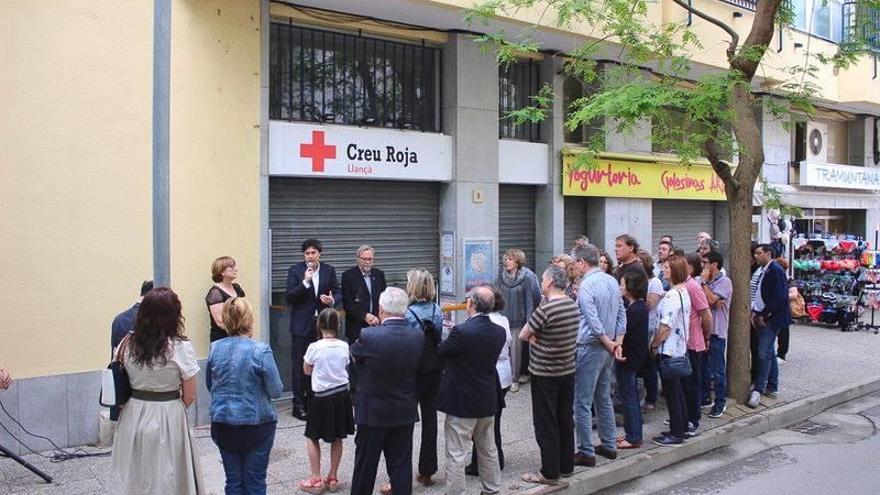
[719,0,757,10]
[844,1,880,53]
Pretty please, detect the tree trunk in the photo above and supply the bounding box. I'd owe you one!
[726,189,756,402]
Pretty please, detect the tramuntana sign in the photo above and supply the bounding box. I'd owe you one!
[269,121,453,181]
[799,161,880,191]
[562,154,728,201]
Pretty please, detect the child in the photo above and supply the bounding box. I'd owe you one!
[299,308,355,494]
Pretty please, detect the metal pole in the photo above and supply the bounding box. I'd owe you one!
[153,0,171,287]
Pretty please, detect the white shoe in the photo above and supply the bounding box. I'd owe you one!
[510,383,520,393]
[747,390,761,408]
[777,357,786,365]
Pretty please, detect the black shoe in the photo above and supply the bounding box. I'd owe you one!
[594,444,617,460]
[652,434,684,446]
[573,452,596,467]
[465,464,478,476]
[292,405,308,420]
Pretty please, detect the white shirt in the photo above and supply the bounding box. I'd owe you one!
[658,288,691,358]
[647,277,665,337]
[303,264,321,315]
[751,265,767,313]
[303,338,349,393]
[489,312,513,389]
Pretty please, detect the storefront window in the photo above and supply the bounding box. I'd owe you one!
[269,23,441,132]
[498,59,542,141]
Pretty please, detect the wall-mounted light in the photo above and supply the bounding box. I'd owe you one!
[794,42,804,49]
[733,11,743,18]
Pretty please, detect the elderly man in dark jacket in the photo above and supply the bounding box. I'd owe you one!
[436,285,506,495]
[350,287,424,495]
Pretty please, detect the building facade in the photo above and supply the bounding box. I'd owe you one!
[1,0,878,450]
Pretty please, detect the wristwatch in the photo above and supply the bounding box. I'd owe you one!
[701,281,709,286]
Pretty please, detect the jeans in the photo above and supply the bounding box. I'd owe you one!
[614,365,643,444]
[755,323,780,394]
[531,374,575,479]
[218,428,276,495]
[682,350,704,428]
[707,336,727,408]
[639,357,659,405]
[574,344,617,456]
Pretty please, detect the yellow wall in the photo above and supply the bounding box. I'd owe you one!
[170,0,262,360]
[0,0,261,378]
[0,1,153,378]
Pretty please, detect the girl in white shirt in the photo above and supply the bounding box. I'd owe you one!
[300,309,354,493]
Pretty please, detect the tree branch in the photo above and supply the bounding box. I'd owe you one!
[670,0,740,59]
[704,131,739,191]
[730,0,784,78]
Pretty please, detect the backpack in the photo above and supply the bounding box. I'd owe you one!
[409,306,443,374]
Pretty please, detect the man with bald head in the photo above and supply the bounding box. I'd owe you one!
[436,285,507,495]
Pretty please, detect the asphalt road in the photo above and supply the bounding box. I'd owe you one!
[602,392,880,495]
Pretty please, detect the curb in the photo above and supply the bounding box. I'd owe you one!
[514,375,880,494]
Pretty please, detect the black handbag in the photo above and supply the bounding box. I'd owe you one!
[658,291,692,380]
[100,335,132,407]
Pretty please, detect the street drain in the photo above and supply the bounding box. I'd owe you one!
[787,419,837,435]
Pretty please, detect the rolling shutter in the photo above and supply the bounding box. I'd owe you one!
[564,197,589,249]
[499,185,537,270]
[269,178,440,291]
[652,200,715,253]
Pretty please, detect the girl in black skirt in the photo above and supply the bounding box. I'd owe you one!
[299,309,355,494]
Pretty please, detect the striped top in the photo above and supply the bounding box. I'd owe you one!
[526,297,581,377]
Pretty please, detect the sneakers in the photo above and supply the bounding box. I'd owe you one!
[684,424,700,438]
[518,375,531,385]
[708,403,727,418]
[701,398,714,409]
[651,433,684,446]
[765,390,778,399]
[777,357,786,364]
[510,383,520,393]
[747,390,761,408]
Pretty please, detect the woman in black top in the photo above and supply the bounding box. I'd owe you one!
[206,256,246,342]
[616,270,649,448]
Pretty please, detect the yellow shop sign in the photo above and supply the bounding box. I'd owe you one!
[562,154,728,201]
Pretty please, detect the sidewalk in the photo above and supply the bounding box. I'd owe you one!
[1,323,878,495]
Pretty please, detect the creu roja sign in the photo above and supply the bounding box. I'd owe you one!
[562,156,728,201]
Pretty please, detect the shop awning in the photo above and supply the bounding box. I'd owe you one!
[754,184,880,210]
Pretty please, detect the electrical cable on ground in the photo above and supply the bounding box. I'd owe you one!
[0,399,110,463]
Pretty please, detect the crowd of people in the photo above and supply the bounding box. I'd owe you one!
[101,230,791,494]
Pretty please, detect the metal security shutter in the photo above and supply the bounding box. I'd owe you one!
[499,185,537,270]
[652,200,715,253]
[564,197,588,249]
[269,178,439,291]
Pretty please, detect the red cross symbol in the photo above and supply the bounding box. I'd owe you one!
[300,130,336,172]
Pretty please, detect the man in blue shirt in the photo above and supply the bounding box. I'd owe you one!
[572,244,626,466]
[110,280,153,351]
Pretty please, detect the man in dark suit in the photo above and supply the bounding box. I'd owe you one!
[341,244,387,342]
[285,238,339,420]
[748,243,792,408]
[350,287,424,495]
[110,280,153,352]
[436,285,506,495]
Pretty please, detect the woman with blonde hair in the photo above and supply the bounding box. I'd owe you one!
[550,253,580,301]
[403,268,443,486]
[206,296,283,495]
[109,287,203,494]
[206,256,246,342]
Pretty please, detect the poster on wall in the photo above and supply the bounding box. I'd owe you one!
[440,295,457,333]
[463,238,495,291]
[440,231,455,295]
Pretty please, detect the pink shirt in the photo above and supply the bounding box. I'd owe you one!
[684,277,709,351]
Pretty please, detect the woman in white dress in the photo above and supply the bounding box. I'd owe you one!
[110,287,203,495]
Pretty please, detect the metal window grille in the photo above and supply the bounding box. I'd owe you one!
[719,0,757,10]
[844,2,880,53]
[498,60,541,141]
[269,22,441,132]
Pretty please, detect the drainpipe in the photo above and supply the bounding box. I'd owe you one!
[153,0,171,287]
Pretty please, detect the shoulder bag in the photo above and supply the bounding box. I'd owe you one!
[658,290,692,380]
[100,334,132,407]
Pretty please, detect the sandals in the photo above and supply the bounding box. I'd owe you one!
[379,483,392,495]
[521,472,561,485]
[616,438,643,449]
[324,477,339,493]
[298,477,324,494]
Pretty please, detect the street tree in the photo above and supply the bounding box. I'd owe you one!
[469,0,880,402]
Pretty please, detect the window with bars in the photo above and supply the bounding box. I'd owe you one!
[498,60,542,141]
[269,22,441,132]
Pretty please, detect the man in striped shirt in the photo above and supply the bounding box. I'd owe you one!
[519,265,581,484]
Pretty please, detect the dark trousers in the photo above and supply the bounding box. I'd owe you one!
[682,350,703,428]
[416,372,441,477]
[750,326,759,384]
[638,358,659,405]
[530,374,575,479]
[351,424,414,495]
[614,365,643,444]
[777,324,790,359]
[520,343,531,377]
[468,386,508,472]
[290,335,315,409]
[662,376,688,439]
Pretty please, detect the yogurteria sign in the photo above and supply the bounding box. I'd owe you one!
[269,121,452,181]
[562,155,728,201]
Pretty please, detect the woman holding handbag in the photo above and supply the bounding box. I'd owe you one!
[650,255,692,446]
[109,287,203,494]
